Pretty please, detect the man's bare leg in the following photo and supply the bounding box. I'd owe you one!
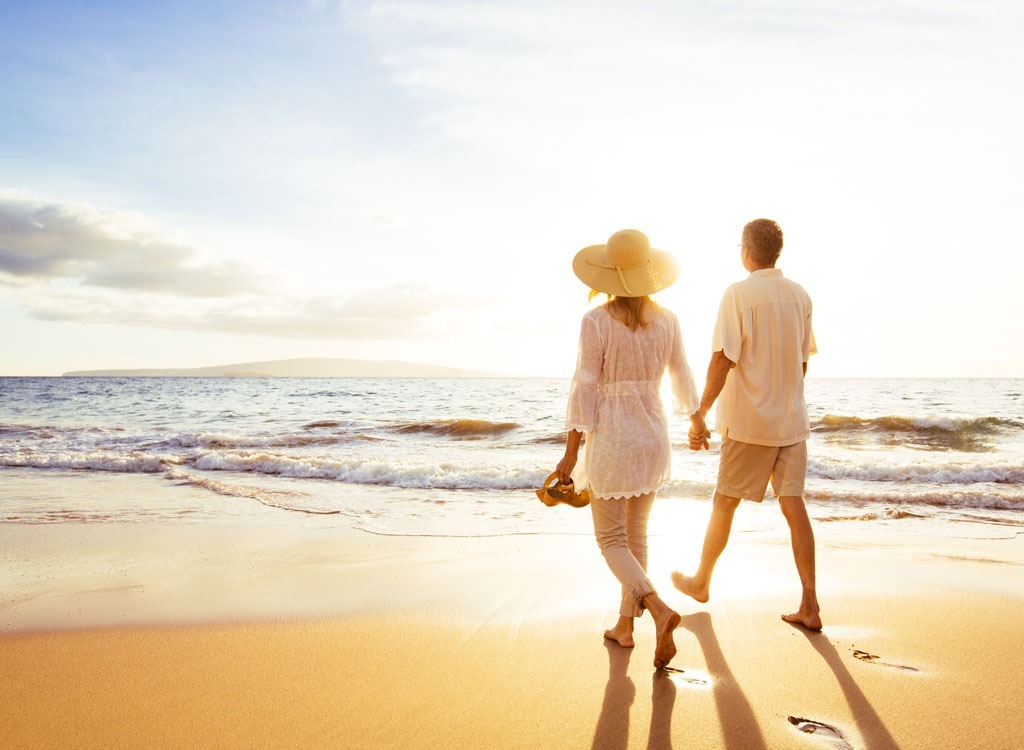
[778,495,822,631]
[643,592,681,669]
[604,616,635,648]
[672,492,741,603]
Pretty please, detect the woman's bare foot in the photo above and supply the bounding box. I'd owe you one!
[603,616,636,648]
[781,608,822,632]
[671,571,709,604]
[652,608,681,669]
[603,628,635,648]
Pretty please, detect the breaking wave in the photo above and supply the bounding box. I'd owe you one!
[813,414,1022,434]
[162,432,352,449]
[191,450,547,490]
[389,419,523,438]
[808,456,1024,484]
[806,485,1024,512]
[0,451,172,473]
[811,414,1022,452]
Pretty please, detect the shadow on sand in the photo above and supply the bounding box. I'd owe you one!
[590,638,680,750]
[591,640,635,750]
[792,625,901,749]
[592,613,768,750]
[680,612,767,750]
[590,615,901,749]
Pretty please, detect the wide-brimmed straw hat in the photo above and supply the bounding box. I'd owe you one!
[572,229,678,297]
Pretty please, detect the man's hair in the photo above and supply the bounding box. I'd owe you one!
[742,219,784,266]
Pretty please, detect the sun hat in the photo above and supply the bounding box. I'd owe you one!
[572,229,678,297]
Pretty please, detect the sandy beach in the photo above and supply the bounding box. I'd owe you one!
[3,480,1023,750]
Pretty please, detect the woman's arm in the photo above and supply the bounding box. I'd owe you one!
[667,312,700,416]
[556,429,583,484]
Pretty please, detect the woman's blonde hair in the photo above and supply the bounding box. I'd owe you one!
[588,290,656,331]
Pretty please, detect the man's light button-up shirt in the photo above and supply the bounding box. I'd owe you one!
[711,268,817,447]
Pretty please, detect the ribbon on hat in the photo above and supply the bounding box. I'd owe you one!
[585,258,650,296]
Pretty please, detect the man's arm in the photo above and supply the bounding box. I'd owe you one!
[688,350,734,450]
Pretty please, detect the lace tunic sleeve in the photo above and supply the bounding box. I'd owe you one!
[667,313,699,417]
[565,312,602,433]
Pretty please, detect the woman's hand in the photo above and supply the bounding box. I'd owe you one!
[688,413,710,451]
[557,429,584,484]
[556,453,577,485]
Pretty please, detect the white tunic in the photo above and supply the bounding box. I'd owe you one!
[566,304,699,500]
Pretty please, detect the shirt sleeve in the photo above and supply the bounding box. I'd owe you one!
[667,314,699,416]
[711,285,742,363]
[804,297,817,360]
[565,314,602,433]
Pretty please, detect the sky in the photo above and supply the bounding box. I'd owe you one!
[1,0,1022,378]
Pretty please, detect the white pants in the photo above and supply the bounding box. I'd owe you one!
[590,492,656,617]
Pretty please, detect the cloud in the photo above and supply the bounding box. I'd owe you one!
[1,191,494,341]
[199,284,488,339]
[0,193,270,297]
[17,273,488,340]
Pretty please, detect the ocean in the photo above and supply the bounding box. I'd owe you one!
[1,377,1022,537]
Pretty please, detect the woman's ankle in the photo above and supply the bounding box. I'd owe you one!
[643,592,667,619]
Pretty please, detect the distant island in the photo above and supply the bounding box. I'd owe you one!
[62,357,501,378]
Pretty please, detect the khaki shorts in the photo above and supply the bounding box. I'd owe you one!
[716,437,807,502]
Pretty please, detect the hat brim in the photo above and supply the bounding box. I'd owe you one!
[572,244,679,297]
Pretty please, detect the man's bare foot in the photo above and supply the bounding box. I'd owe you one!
[653,609,681,669]
[782,609,822,632]
[671,571,709,604]
[603,627,635,648]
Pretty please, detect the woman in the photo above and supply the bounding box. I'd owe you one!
[556,229,699,669]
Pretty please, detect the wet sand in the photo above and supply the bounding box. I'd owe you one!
[2,512,1023,749]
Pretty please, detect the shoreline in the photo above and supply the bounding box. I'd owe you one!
[3,508,1024,748]
[5,482,1022,634]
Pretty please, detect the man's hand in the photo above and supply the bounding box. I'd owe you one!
[688,413,711,451]
[687,351,732,451]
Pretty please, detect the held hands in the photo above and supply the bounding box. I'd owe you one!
[688,413,711,451]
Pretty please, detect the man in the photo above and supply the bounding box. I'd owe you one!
[673,218,821,630]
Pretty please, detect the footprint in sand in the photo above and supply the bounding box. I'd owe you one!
[660,666,710,686]
[851,648,920,672]
[787,716,854,749]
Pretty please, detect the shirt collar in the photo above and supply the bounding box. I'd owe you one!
[750,268,783,277]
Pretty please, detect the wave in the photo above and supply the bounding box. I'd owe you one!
[659,479,719,498]
[162,432,353,449]
[191,450,547,490]
[807,456,1024,484]
[6,446,1022,494]
[0,451,172,473]
[0,446,548,490]
[813,414,1022,435]
[389,419,523,439]
[806,485,1024,512]
[815,508,928,523]
[529,433,571,445]
[164,469,341,515]
[0,423,56,439]
[0,422,113,439]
